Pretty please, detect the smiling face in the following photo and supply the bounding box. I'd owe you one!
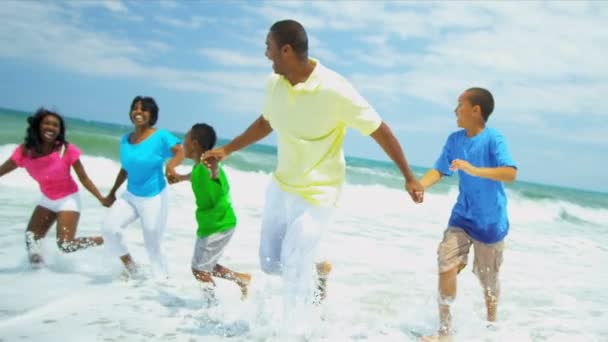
[265,32,286,75]
[183,130,204,161]
[130,100,152,128]
[183,130,195,159]
[38,114,61,144]
[454,91,481,129]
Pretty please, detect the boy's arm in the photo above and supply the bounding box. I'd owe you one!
[419,169,443,189]
[450,159,517,182]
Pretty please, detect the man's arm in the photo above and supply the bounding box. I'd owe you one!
[203,115,273,163]
[370,122,424,203]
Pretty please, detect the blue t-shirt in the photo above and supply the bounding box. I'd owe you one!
[434,127,516,244]
[120,129,181,197]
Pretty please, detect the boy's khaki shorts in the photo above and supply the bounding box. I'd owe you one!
[437,227,504,293]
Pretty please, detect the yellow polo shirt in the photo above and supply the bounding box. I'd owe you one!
[262,59,382,207]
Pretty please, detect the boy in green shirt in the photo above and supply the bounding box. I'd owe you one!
[173,123,250,303]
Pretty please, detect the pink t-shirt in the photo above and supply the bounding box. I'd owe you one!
[10,144,81,200]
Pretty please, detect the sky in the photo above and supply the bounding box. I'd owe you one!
[0,0,606,192]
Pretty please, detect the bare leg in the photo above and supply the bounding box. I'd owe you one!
[484,283,499,322]
[192,269,219,306]
[211,264,251,300]
[119,254,138,274]
[420,265,463,342]
[25,206,57,265]
[474,241,503,324]
[55,211,103,253]
[313,261,332,304]
[192,269,215,285]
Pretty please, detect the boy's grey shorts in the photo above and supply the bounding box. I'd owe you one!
[191,228,236,272]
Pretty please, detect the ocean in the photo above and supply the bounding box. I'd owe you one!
[0,108,606,341]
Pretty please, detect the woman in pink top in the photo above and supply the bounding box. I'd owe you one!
[0,108,109,266]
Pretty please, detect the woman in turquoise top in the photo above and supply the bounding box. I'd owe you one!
[101,96,183,278]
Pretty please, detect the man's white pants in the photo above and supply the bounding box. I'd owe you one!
[101,188,169,277]
[259,180,333,305]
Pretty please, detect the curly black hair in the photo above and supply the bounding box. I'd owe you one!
[190,123,217,152]
[24,108,67,154]
[130,96,159,126]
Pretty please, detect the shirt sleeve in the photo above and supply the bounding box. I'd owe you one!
[492,132,517,169]
[433,135,454,176]
[161,130,181,159]
[336,81,382,136]
[64,143,82,165]
[261,74,279,121]
[9,145,25,167]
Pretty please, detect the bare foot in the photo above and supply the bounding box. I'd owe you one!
[29,253,44,268]
[314,261,332,304]
[236,273,251,300]
[419,334,453,342]
[92,236,104,246]
[120,262,143,281]
[202,286,219,308]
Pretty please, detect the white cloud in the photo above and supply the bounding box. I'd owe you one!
[198,48,268,68]
[158,0,179,9]
[2,0,606,133]
[154,15,214,29]
[540,125,608,147]
[66,0,129,13]
[255,1,608,125]
[103,0,128,13]
[307,34,342,64]
[0,1,265,115]
[143,41,171,54]
[244,4,327,30]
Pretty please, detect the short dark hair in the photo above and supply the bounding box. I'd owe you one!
[270,19,308,60]
[190,123,217,152]
[130,96,159,126]
[466,87,494,122]
[25,108,67,154]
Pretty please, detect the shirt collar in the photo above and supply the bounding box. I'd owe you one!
[284,58,322,92]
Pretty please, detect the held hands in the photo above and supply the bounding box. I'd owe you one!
[450,159,477,176]
[100,194,116,208]
[202,147,228,179]
[201,147,229,167]
[405,178,424,203]
[205,158,220,179]
[165,166,180,184]
[168,174,189,184]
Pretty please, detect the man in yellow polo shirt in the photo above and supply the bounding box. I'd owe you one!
[203,19,423,313]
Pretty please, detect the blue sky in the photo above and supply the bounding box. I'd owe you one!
[0,0,606,192]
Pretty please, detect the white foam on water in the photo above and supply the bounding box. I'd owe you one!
[0,145,606,341]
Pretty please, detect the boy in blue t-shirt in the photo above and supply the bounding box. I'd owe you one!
[419,88,517,342]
